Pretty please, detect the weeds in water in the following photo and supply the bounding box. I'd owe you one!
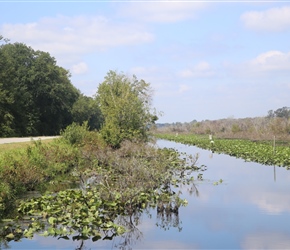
[0,126,202,249]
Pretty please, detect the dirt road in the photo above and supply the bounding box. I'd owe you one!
[0,136,59,144]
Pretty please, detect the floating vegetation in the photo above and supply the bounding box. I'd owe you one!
[156,134,290,168]
[0,139,202,248]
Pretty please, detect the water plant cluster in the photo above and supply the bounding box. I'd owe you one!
[0,124,199,247]
[155,133,290,168]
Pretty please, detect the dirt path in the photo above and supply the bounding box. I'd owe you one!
[0,136,59,144]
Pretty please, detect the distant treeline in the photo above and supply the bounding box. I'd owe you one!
[155,107,290,141]
[0,37,102,137]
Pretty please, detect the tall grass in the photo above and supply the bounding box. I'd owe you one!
[0,139,53,155]
[0,137,81,218]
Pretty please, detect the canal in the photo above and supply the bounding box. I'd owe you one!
[7,139,290,249]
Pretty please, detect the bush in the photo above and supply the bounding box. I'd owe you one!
[0,138,81,218]
[60,122,90,146]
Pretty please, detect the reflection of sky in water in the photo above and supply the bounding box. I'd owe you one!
[8,139,290,249]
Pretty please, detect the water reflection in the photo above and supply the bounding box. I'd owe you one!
[187,182,200,197]
[242,232,290,249]
[3,205,186,250]
[154,139,290,249]
[112,212,144,249]
[156,206,182,232]
[4,139,290,249]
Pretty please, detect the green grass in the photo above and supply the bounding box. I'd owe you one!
[0,139,54,155]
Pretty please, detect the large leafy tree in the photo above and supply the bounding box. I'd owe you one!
[0,41,80,136]
[72,94,103,130]
[0,83,14,136]
[96,70,157,147]
[0,37,15,136]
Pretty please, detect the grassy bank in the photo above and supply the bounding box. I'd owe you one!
[0,137,80,217]
[0,139,54,154]
[155,133,290,168]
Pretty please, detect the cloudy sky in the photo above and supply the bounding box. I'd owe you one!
[1,1,290,123]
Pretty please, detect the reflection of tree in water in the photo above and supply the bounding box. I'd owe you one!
[188,182,199,197]
[0,238,9,250]
[72,210,144,250]
[110,205,185,249]
[155,181,200,232]
[112,210,143,250]
[1,188,200,250]
[0,148,203,250]
[156,201,182,232]
[75,240,87,250]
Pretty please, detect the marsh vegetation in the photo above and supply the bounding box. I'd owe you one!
[0,125,200,249]
[155,133,290,168]
[0,68,201,249]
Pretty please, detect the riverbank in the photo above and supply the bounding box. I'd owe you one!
[154,133,290,168]
[0,125,198,246]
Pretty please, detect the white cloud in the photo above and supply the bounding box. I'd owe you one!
[128,66,175,92]
[242,232,290,250]
[178,61,215,78]
[250,191,290,215]
[71,62,88,75]
[241,6,290,32]
[119,2,208,23]
[228,50,290,79]
[249,50,290,71]
[178,84,191,94]
[0,15,154,63]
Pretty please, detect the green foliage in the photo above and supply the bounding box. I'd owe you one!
[231,124,241,133]
[72,94,103,130]
[0,134,200,245]
[96,70,156,148]
[0,83,14,137]
[0,138,80,217]
[267,106,290,119]
[15,189,124,241]
[0,42,80,136]
[99,119,122,148]
[60,122,90,146]
[156,133,290,168]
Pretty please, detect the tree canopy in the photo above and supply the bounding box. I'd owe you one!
[0,42,80,136]
[267,107,290,119]
[0,39,156,140]
[96,70,157,147]
[71,94,103,130]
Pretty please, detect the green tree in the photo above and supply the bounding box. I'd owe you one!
[0,42,80,136]
[267,107,290,119]
[0,83,14,136]
[0,37,15,136]
[72,94,103,130]
[96,70,157,147]
[274,107,290,119]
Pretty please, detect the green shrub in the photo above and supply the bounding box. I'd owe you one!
[231,124,241,133]
[60,121,90,146]
[0,137,81,217]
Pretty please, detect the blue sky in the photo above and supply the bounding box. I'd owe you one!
[1,1,290,123]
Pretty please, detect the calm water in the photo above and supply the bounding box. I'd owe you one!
[7,139,290,249]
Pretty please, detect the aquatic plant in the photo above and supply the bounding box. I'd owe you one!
[0,139,200,247]
[156,134,290,168]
